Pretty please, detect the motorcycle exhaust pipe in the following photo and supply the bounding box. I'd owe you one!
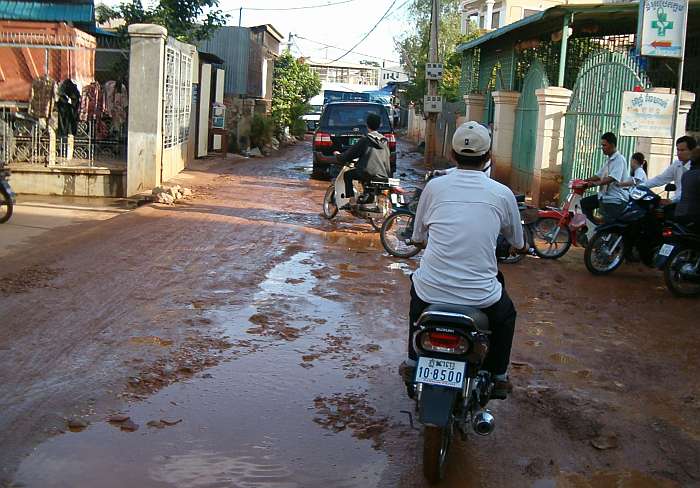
[472,410,495,436]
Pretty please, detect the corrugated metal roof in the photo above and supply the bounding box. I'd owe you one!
[0,1,94,23]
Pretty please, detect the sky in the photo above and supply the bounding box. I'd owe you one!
[102,0,414,66]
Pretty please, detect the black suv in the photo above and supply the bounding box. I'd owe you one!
[312,102,396,179]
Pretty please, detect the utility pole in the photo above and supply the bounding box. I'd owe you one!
[238,7,243,27]
[287,32,294,52]
[424,0,440,169]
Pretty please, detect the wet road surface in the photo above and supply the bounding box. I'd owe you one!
[1,140,699,487]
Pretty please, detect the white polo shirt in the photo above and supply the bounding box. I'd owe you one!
[645,159,690,202]
[411,169,524,308]
[596,151,629,203]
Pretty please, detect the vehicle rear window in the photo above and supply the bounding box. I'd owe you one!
[322,104,391,130]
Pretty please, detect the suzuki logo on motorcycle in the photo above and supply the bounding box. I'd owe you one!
[353,127,359,132]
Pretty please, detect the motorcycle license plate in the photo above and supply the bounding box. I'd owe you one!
[391,193,398,204]
[658,244,675,257]
[415,357,466,389]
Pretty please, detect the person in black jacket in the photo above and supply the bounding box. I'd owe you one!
[333,113,391,207]
[674,147,700,228]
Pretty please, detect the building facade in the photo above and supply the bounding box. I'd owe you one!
[307,60,380,87]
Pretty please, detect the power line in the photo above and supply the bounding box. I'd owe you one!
[328,0,409,63]
[293,34,400,63]
[228,0,358,12]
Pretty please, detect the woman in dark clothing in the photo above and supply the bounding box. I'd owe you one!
[674,147,700,228]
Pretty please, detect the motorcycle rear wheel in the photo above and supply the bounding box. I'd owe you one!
[380,212,420,258]
[0,186,13,224]
[531,218,571,259]
[664,248,700,297]
[423,425,451,484]
[584,230,625,275]
[322,184,338,219]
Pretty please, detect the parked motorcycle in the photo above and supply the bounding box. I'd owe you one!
[408,243,514,483]
[583,186,664,275]
[531,179,590,259]
[322,161,399,231]
[655,222,700,297]
[0,164,15,224]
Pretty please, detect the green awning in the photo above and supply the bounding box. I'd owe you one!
[0,1,94,23]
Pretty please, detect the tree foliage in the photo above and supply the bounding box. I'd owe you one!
[97,0,228,42]
[271,51,322,133]
[396,0,479,105]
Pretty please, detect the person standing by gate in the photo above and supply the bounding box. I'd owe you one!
[580,132,629,224]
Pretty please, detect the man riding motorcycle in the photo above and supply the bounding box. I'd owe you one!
[402,122,526,399]
[333,112,392,209]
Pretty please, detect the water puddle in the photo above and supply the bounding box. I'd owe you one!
[13,251,389,488]
[534,470,681,487]
[386,262,415,276]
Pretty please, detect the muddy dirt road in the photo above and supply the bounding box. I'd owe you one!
[1,140,699,488]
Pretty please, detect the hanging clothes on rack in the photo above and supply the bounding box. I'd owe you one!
[103,81,129,133]
[28,76,58,120]
[57,79,81,137]
[79,81,104,121]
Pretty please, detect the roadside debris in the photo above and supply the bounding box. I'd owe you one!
[151,185,194,205]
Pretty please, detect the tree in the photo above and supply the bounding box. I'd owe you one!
[97,0,228,43]
[395,0,479,105]
[271,51,322,134]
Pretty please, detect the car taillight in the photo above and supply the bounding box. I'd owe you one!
[384,133,396,150]
[313,132,332,148]
[420,331,469,354]
[663,228,673,238]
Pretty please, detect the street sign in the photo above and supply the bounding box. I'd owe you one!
[424,95,443,113]
[620,91,675,138]
[640,0,687,58]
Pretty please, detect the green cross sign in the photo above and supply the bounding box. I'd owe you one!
[652,8,674,36]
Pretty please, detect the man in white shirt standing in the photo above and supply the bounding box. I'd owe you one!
[580,132,629,224]
[404,122,526,399]
[644,135,697,203]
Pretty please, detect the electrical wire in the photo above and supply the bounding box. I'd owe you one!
[293,34,399,63]
[229,0,358,12]
[328,0,409,63]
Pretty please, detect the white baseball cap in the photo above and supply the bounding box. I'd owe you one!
[452,121,491,157]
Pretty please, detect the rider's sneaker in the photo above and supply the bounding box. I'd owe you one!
[491,379,512,400]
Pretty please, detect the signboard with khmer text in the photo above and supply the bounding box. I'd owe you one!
[640,0,687,58]
[620,91,675,138]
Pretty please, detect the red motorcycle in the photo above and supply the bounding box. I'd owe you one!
[530,179,591,259]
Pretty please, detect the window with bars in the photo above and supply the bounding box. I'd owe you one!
[163,45,193,149]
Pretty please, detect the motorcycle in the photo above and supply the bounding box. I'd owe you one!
[380,180,534,261]
[408,243,514,484]
[584,186,664,275]
[322,161,399,231]
[531,179,591,259]
[655,222,700,297]
[0,164,15,224]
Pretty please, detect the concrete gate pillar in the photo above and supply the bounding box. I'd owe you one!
[126,24,167,196]
[491,91,520,184]
[463,94,485,123]
[532,87,572,207]
[637,89,696,187]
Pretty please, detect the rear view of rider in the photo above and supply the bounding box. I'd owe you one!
[334,113,391,208]
[403,122,526,399]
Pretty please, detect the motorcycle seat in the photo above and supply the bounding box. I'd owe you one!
[417,304,490,332]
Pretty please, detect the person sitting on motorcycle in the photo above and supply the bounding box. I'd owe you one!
[674,147,700,229]
[333,113,391,208]
[580,132,629,224]
[620,152,648,188]
[402,121,526,399]
[644,135,697,220]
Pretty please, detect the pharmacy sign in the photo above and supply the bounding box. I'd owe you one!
[640,0,687,58]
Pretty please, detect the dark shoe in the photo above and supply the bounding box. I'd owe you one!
[491,379,512,400]
[339,204,351,211]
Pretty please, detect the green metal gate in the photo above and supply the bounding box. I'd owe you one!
[561,50,649,200]
[511,60,549,194]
